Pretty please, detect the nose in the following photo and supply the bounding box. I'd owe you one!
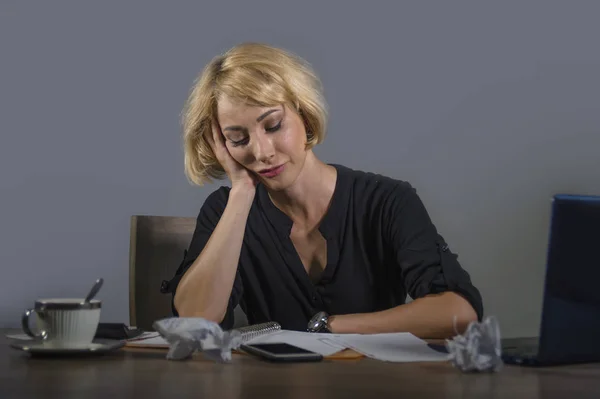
[252,133,275,163]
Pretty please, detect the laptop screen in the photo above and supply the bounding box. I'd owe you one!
[539,194,600,363]
[545,195,600,306]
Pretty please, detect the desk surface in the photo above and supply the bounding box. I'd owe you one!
[2,329,600,399]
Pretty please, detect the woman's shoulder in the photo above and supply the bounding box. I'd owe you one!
[333,163,415,200]
[333,164,432,231]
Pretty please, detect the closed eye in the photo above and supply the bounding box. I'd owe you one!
[229,120,281,146]
[265,120,282,133]
[230,137,249,147]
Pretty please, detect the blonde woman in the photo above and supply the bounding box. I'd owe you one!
[164,42,482,338]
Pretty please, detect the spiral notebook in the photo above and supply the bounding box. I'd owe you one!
[125,321,282,349]
[235,321,282,342]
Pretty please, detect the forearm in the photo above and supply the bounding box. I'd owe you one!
[174,187,254,322]
[329,292,478,339]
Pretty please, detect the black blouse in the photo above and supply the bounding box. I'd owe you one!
[165,164,483,331]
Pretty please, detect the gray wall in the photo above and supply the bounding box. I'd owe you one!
[1,1,599,338]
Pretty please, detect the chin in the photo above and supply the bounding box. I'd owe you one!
[258,172,295,192]
[257,160,306,191]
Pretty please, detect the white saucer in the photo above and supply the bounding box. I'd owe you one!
[10,340,125,356]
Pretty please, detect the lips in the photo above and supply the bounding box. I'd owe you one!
[258,164,285,178]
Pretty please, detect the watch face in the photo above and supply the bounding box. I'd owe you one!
[308,319,321,331]
[308,312,327,332]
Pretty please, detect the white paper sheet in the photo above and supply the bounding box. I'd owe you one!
[126,335,170,347]
[120,329,450,363]
[330,332,449,362]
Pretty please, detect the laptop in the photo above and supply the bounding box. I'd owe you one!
[502,194,600,366]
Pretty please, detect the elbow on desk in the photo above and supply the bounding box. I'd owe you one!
[450,296,479,333]
[452,312,478,335]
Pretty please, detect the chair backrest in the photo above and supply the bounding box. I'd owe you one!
[129,215,196,330]
[128,215,248,331]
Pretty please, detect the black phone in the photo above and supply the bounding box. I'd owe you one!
[94,323,145,340]
[241,343,324,362]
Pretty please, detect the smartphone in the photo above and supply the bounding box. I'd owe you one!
[241,343,324,362]
[94,323,144,340]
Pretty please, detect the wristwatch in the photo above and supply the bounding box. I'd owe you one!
[307,311,331,333]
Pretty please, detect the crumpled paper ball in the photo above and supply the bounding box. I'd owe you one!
[445,316,503,372]
[152,317,242,362]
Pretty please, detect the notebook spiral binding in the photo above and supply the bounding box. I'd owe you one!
[233,321,281,343]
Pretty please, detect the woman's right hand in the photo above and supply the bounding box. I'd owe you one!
[207,120,258,192]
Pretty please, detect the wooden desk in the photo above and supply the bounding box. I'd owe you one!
[2,329,600,398]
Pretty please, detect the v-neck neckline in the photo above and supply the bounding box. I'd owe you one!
[257,164,345,236]
[257,164,347,286]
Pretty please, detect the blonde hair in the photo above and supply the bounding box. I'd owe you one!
[182,42,328,185]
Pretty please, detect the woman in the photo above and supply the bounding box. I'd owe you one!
[165,42,483,339]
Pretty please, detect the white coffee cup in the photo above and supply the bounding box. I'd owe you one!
[21,298,101,348]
